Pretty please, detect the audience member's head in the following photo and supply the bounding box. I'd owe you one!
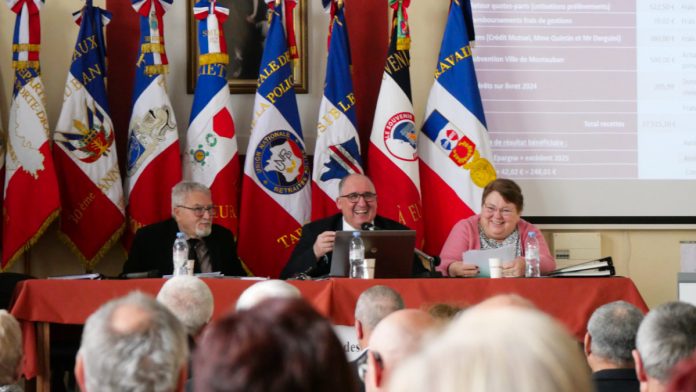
[584,300,644,371]
[388,307,593,392]
[75,292,188,392]
[194,297,355,392]
[426,303,464,324]
[157,276,214,336]
[235,279,301,311]
[366,309,436,392]
[633,301,696,392]
[474,293,536,310]
[0,310,22,386]
[354,285,404,349]
[665,350,696,392]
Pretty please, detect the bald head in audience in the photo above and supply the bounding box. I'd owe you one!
[157,276,214,337]
[75,292,188,392]
[235,279,301,311]
[388,306,592,392]
[474,293,535,310]
[633,301,696,392]
[365,309,436,392]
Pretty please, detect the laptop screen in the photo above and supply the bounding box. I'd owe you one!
[330,230,416,278]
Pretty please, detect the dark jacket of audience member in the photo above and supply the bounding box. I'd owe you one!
[193,298,357,392]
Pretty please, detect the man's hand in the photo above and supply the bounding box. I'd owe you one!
[312,231,336,259]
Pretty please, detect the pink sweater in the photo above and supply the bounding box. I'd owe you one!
[437,215,555,276]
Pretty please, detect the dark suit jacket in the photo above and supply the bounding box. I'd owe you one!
[592,368,639,392]
[122,218,246,277]
[280,214,426,279]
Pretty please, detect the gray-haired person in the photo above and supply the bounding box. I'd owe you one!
[0,310,23,392]
[633,301,696,392]
[584,301,644,392]
[123,181,246,277]
[75,292,188,392]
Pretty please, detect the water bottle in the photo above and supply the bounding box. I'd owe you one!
[525,232,541,278]
[349,231,367,279]
[172,232,189,276]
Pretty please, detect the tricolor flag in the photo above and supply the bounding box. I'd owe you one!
[3,0,60,270]
[237,1,310,278]
[312,2,362,220]
[367,0,423,246]
[53,0,125,269]
[418,0,496,255]
[184,0,241,236]
[124,0,181,248]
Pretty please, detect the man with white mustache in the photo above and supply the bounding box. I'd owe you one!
[123,181,246,277]
[281,174,426,279]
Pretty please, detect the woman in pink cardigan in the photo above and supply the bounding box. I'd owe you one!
[437,179,555,277]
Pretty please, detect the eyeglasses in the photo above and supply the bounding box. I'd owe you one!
[358,350,384,382]
[177,205,216,217]
[339,192,377,203]
[483,203,516,217]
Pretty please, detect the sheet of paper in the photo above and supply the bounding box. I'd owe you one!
[463,245,516,278]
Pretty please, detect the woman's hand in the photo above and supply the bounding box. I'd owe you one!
[502,256,526,278]
[448,262,480,278]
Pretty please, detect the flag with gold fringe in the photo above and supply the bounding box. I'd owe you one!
[312,1,362,221]
[419,0,496,255]
[123,0,182,249]
[3,0,61,270]
[367,0,424,247]
[53,0,125,269]
[237,1,310,278]
[184,0,241,236]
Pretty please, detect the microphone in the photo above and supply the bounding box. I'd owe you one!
[414,248,441,267]
[414,248,442,278]
[361,223,378,231]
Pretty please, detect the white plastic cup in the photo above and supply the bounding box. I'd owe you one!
[365,258,376,279]
[489,258,502,279]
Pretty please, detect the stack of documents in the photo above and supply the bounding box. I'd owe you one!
[549,256,615,277]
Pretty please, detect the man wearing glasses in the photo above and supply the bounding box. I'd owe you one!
[281,174,424,279]
[122,181,246,277]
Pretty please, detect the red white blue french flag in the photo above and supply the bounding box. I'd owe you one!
[2,0,60,270]
[367,0,424,247]
[237,1,310,278]
[184,0,241,236]
[53,0,125,269]
[419,0,497,255]
[312,2,362,220]
[124,0,182,249]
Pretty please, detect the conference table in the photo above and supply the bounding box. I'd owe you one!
[10,276,648,391]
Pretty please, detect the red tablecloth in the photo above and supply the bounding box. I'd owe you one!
[10,277,648,379]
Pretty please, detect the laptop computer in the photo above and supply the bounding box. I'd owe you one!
[329,230,416,278]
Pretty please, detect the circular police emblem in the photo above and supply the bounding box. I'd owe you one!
[383,112,417,161]
[253,130,310,194]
